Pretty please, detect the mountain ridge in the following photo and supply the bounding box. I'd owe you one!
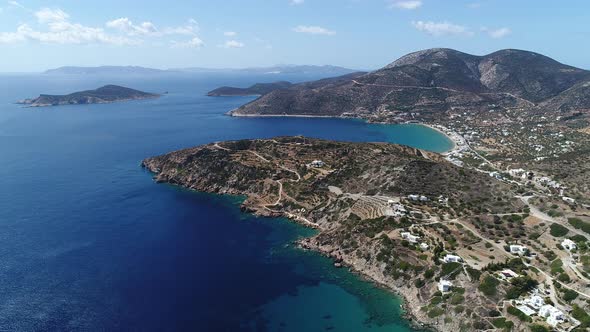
[230,48,590,118]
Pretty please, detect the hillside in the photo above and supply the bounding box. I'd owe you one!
[144,137,586,332]
[230,48,590,118]
[17,85,160,107]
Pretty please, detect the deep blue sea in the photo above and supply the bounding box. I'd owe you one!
[0,72,452,331]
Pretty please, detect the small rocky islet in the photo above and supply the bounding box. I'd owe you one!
[17,85,159,107]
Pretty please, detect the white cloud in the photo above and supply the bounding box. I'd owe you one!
[292,25,335,35]
[388,1,422,10]
[467,2,481,9]
[485,27,511,39]
[411,20,472,37]
[224,31,237,37]
[0,9,203,47]
[290,0,304,5]
[0,22,135,45]
[172,36,204,48]
[0,8,137,45]
[106,17,158,36]
[8,1,26,9]
[35,8,69,23]
[161,19,199,36]
[220,40,244,48]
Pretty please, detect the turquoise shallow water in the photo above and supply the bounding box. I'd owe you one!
[0,73,447,331]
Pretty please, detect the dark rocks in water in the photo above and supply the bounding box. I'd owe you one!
[17,85,160,107]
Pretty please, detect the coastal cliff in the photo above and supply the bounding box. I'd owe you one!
[142,137,548,332]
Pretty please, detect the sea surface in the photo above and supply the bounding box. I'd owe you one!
[0,72,452,331]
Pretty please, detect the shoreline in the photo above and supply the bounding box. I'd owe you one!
[229,111,459,155]
[417,123,459,155]
[298,236,437,332]
[228,111,343,118]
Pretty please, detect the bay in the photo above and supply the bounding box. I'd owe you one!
[0,73,450,331]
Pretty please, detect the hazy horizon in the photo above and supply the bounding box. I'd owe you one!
[2,0,590,72]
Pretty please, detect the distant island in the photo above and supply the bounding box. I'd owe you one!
[208,72,366,98]
[207,81,293,96]
[17,85,160,107]
[43,65,359,77]
[44,66,167,76]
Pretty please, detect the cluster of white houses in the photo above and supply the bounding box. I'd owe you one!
[515,294,572,328]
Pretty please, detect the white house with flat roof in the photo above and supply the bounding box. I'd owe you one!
[524,295,544,310]
[310,160,325,168]
[561,239,577,251]
[539,305,565,326]
[438,279,452,293]
[442,254,462,263]
[510,245,528,255]
[400,232,420,244]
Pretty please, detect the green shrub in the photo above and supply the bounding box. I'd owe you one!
[479,275,499,296]
[492,317,514,330]
[507,306,532,322]
[562,289,578,302]
[571,304,590,328]
[414,278,425,288]
[569,218,590,235]
[529,324,550,332]
[428,307,445,318]
[440,262,462,279]
[549,224,569,237]
[506,276,538,299]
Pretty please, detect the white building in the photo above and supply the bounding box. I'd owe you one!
[524,295,545,310]
[510,245,528,256]
[508,169,527,179]
[408,194,420,201]
[420,243,429,251]
[407,194,428,202]
[400,232,420,244]
[562,196,576,204]
[539,305,565,326]
[388,202,407,217]
[561,239,577,251]
[516,305,536,317]
[310,160,325,168]
[438,279,453,293]
[497,269,519,281]
[442,254,462,263]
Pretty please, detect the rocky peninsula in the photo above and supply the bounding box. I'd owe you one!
[139,136,590,332]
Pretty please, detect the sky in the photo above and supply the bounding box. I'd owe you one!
[0,0,589,72]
